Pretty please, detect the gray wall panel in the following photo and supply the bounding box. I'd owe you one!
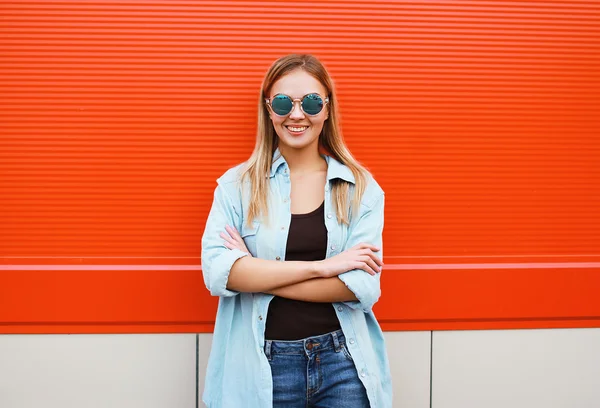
[0,334,196,408]
[432,328,600,408]
[384,331,431,408]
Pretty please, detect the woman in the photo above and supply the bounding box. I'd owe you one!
[201,54,392,407]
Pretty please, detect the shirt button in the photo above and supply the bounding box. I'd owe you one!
[258,316,263,321]
[337,306,343,312]
[327,213,333,219]
[276,256,281,261]
[280,226,285,231]
[330,244,337,250]
[283,197,289,203]
[349,338,355,345]
[284,169,288,174]
[361,370,367,378]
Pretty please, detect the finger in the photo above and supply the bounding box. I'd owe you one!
[225,225,244,243]
[367,251,384,267]
[220,232,238,247]
[223,226,243,245]
[357,249,383,268]
[360,263,377,276]
[222,240,235,250]
[363,256,381,273]
[219,231,233,242]
[354,242,380,252]
[354,260,376,276]
[357,255,379,273]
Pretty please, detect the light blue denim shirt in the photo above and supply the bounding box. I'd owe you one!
[201,149,392,407]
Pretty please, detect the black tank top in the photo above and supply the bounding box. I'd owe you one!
[264,201,341,340]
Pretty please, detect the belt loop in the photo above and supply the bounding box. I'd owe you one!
[331,330,341,352]
[264,340,272,360]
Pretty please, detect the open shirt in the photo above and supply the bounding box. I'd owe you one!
[201,149,392,407]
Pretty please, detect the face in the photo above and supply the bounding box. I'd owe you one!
[267,69,329,152]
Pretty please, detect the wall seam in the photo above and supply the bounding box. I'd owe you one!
[430,331,433,408]
[196,334,199,408]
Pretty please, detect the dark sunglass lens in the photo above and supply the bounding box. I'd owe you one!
[271,95,293,115]
[302,94,324,115]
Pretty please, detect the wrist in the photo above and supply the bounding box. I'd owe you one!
[310,260,324,278]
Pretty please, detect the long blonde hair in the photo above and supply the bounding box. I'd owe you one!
[241,54,368,226]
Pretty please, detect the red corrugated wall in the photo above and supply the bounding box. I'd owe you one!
[1,1,599,333]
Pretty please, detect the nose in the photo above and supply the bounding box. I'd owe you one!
[288,100,305,120]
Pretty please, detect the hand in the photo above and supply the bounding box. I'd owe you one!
[316,243,382,278]
[220,225,252,256]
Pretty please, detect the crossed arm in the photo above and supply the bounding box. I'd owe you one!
[216,248,359,302]
[221,225,376,303]
[267,276,358,302]
[201,182,384,310]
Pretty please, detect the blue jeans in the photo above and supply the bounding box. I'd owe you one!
[264,329,370,408]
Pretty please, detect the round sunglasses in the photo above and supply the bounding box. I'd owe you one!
[265,93,329,116]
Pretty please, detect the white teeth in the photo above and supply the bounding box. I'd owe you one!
[288,126,308,132]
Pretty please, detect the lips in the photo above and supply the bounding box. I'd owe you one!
[286,125,309,133]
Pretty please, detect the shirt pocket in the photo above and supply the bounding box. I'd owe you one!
[240,220,260,257]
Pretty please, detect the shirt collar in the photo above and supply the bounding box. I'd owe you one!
[269,148,287,178]
[269,147,355,184]
[324,153,355,184]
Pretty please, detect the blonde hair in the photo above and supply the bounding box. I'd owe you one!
[241,54,368,227]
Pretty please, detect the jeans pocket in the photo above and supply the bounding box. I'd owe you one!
[341,343,354,362]
[264,341,272,361]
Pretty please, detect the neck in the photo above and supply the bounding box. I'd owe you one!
[279,144,326,174]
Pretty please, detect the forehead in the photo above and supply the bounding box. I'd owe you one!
[270,69,327,98]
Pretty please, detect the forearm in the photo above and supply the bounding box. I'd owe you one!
[227,256,321,293]
[267,277,358,303]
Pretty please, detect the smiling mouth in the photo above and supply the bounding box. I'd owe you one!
[286,125,309,133]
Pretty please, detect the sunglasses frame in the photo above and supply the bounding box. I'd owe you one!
[265,93,330,117]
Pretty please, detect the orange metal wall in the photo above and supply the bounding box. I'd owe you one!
[1,1,599,334]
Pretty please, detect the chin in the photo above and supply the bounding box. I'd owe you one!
[277,131,320,151]
[280,138,318,151]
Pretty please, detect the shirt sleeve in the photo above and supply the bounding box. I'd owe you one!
[201,182,249,297]
[337,193,385,313]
